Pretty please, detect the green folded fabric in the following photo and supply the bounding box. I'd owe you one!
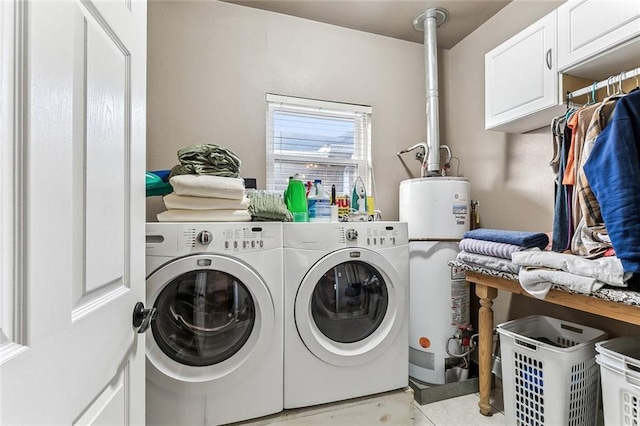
[169,144,241,178]
[247,190,292,222]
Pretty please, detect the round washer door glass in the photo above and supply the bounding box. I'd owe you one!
[311,261,388,343]
[151,269,255,366]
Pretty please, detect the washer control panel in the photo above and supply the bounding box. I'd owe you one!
[146,223,283,256]
[188,225,277,252]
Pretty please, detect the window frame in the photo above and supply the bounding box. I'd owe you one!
[265,93,372,194]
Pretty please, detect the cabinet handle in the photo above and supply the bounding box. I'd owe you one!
[546,49,552,70]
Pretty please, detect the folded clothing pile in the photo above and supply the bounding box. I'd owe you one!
[169,144,241,178]
[458,228,631,299]
[157,143,251,222]
[512,249,629,299]
[157,175,251,222]
[456,228,550,275]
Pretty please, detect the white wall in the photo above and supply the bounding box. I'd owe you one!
[444,0,562,234]
[147,0,640,336]
[445,0,640,336]
[442,0,560,326]
[147,0,429,221]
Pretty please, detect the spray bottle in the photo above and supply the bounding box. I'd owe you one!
[308,179,331,222]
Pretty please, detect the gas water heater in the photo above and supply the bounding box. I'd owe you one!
[399,177,471,385]
[397,7,472,385]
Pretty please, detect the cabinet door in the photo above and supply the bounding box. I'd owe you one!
[485,11,559,133]
[558,0,640,72]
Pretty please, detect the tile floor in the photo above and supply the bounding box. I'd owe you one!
[413,381,505,426]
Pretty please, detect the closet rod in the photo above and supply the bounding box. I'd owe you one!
[567,65,640,100]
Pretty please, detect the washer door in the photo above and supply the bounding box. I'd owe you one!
[146,254,274,390]
[294,248,405,367]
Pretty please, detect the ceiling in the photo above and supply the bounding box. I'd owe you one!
[221,0,512,49]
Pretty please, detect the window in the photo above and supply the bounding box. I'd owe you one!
[266,94,372,196]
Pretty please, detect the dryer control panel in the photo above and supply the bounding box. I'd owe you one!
[283,222,408,250]
[347,224,406,248]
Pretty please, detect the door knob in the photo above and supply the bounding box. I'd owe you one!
[132,302,157,334]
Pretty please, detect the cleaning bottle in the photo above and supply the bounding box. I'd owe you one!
[308,179,331,222]
[284,176,309,222]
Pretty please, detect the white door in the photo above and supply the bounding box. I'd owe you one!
[1,0,147,424]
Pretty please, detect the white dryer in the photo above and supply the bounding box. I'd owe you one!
[283,222,409,409]
[145,222,283,425]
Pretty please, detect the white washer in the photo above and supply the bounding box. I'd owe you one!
[283,222,409,409]
[145,222,283,425]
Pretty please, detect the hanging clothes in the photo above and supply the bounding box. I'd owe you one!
[551,114,572,252]
[564,103,599,229]
[583,89,640,273]
[571,97,620,257]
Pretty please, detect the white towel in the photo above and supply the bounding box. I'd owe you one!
[163,193,250,211]
[512,250,628,287]
[170,175,245,199]
[519,267,606,299]
[456,251,520,274]
[157,209,251,222]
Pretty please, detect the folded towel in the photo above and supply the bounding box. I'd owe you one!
[463,228,549,249]
[456,251,520,274]
[512,250,628,287]
[459,238,525,260]
[157,209,251,222]
[169,175,245,199]
[519,267,605,299]
[247,190,292,222]
[163,193,250,211]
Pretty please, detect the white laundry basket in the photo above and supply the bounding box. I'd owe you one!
[595,336,640,426]
[497,315,607,426]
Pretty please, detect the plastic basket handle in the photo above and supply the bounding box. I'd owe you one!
[560,322,584,335]
[625,368,640,390]
[514,337,538,352]
[627,360,640,374]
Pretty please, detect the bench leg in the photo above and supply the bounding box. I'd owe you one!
[476,283,498,416]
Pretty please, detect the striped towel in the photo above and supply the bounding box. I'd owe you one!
[459,238,525,260]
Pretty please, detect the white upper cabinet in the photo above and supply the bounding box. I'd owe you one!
[485,11,563,133]
[558,0,640,72]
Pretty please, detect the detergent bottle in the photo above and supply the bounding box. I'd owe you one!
[308,179,331,222]
[284,176,308,222]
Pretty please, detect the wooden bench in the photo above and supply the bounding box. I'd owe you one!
[463,269,640,416]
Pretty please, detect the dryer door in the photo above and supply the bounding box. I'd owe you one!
[146,254,275,393]
[294,248,406,367]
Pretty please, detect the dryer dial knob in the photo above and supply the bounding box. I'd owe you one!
[346,229,358,241]
[197,230,213,245]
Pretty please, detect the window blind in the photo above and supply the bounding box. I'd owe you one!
[266,94,372,196]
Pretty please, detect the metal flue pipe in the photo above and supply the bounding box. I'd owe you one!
[413,8,448,176]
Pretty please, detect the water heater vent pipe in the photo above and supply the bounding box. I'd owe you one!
[413,8,448,177]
